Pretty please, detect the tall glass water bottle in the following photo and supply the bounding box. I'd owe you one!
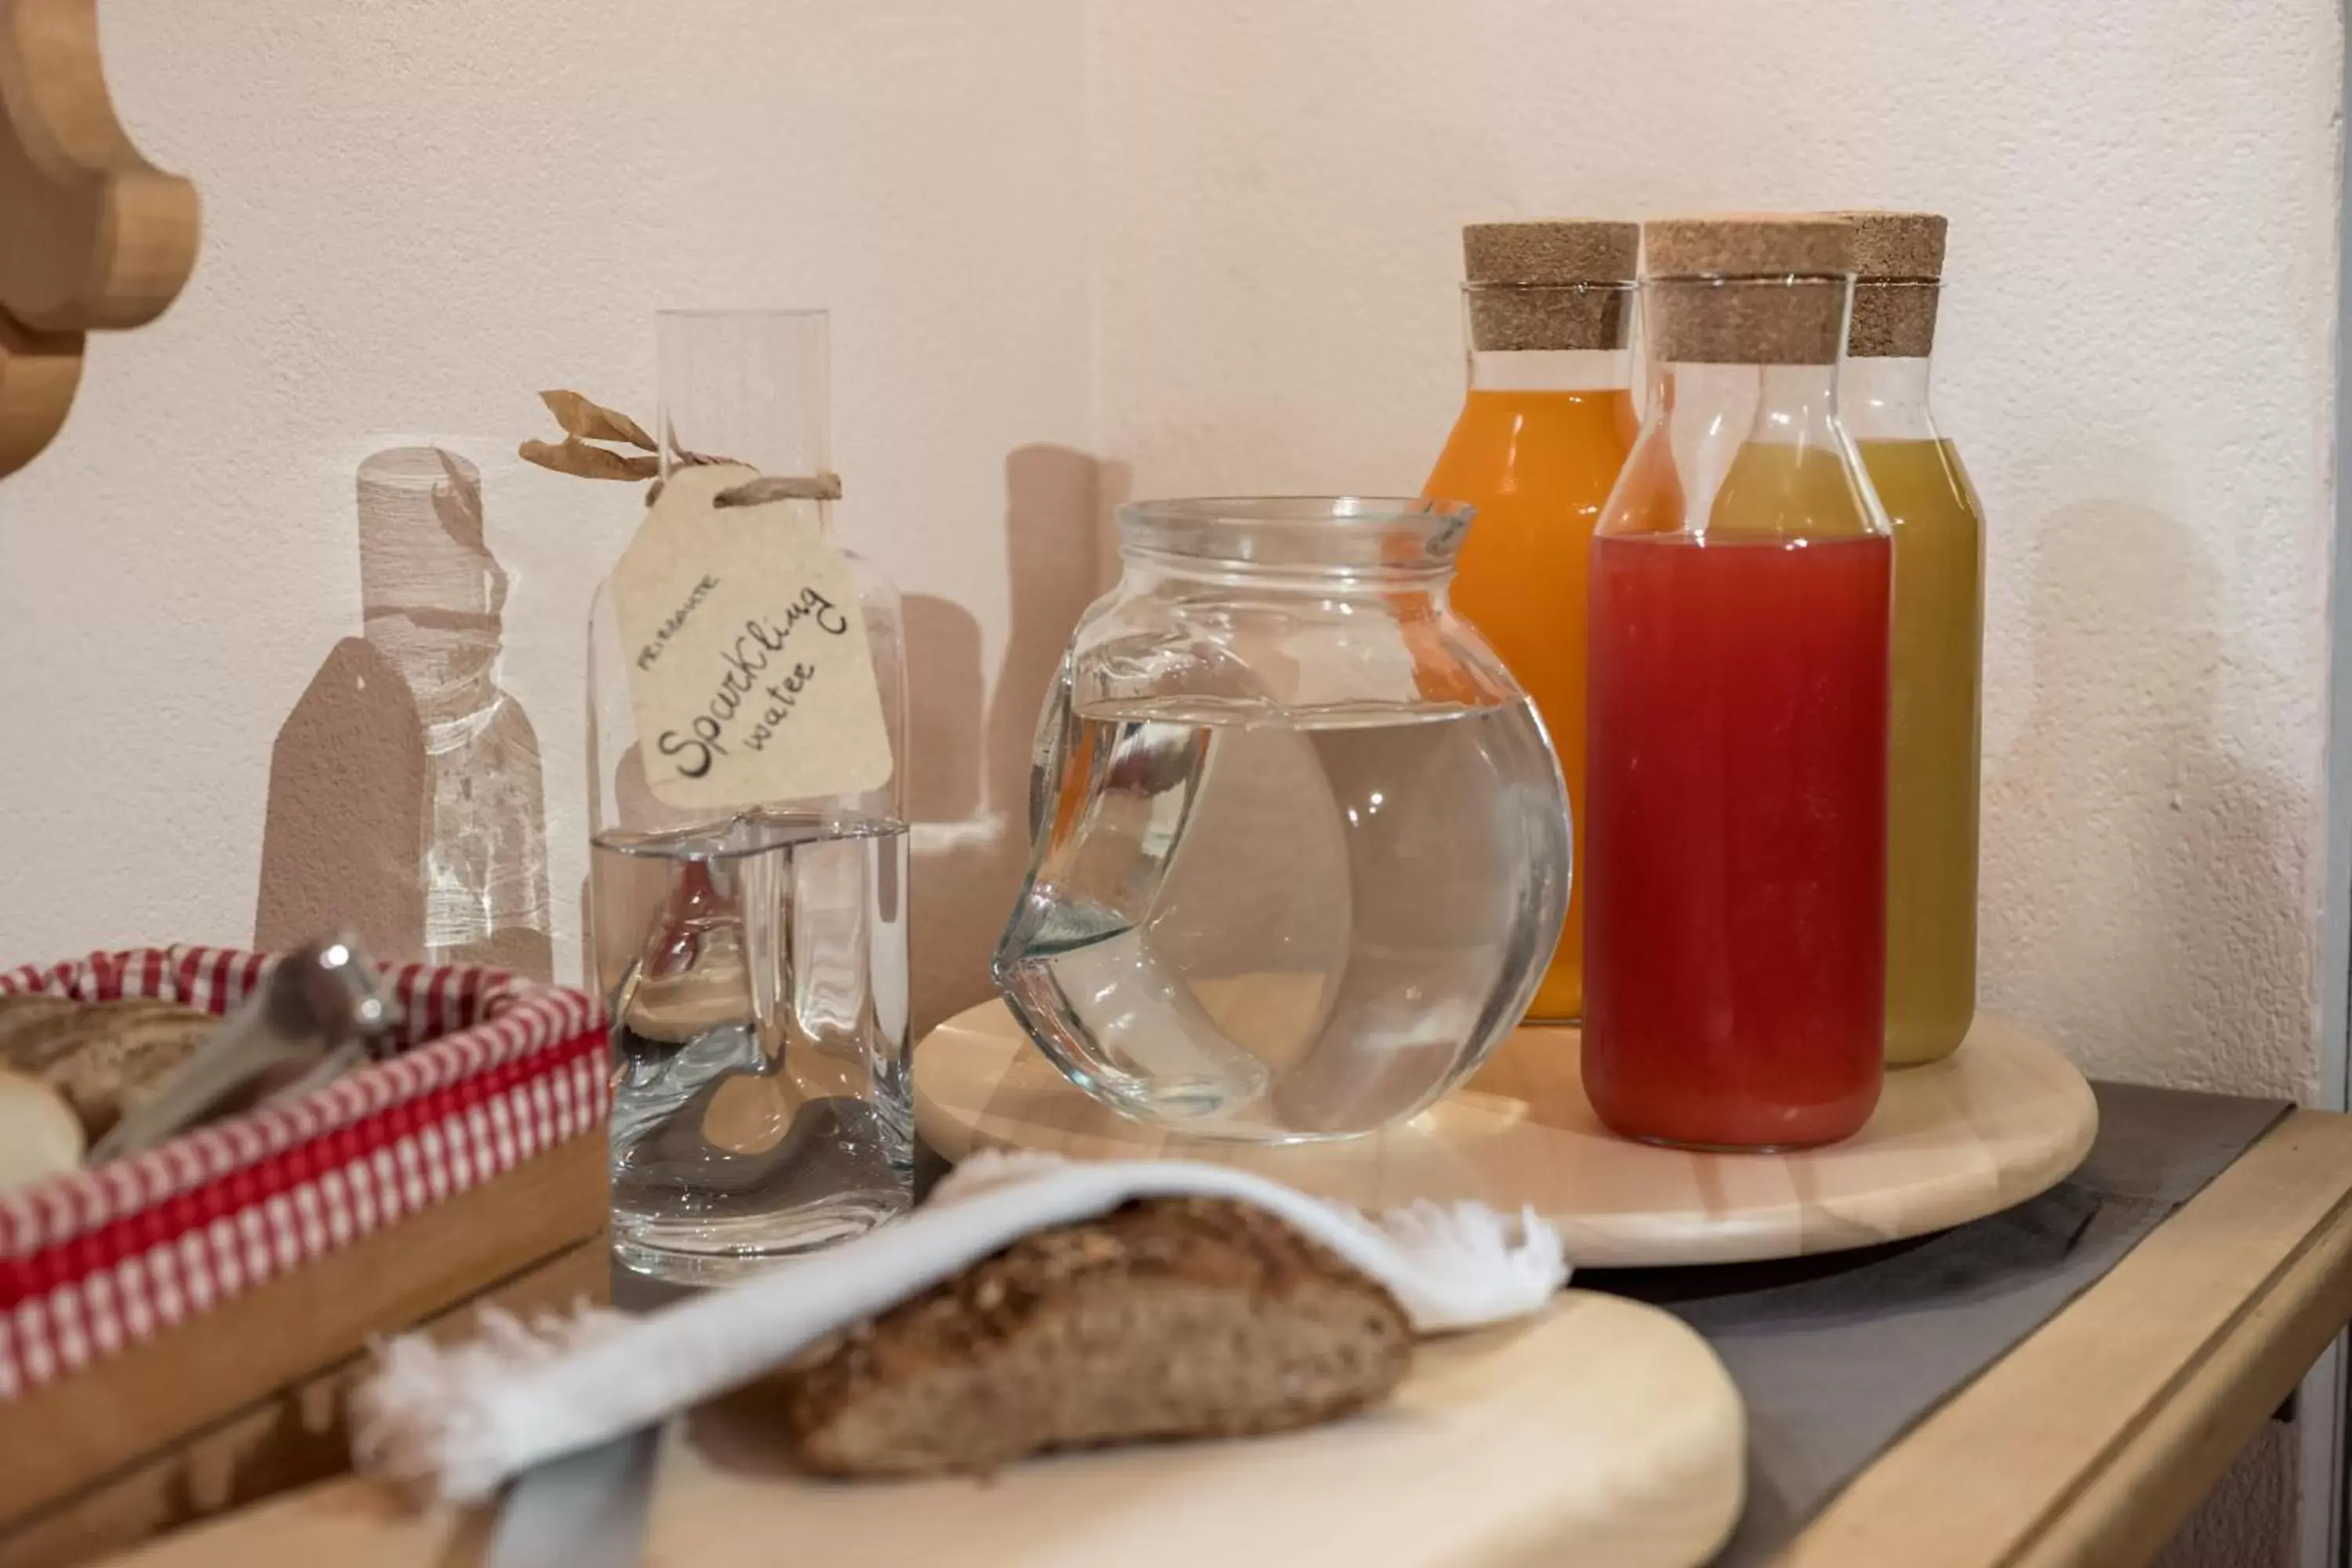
[1423,220,1639,1023]
[1839,212,1984,1068]
[586,309,911,1281]
[1582,216,1889,1151]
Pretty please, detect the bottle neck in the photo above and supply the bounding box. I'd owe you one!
[764,495,836,536]
[1615,359,1879,542]
[1838,354,1939,441]
[656,310,832,483]
[365,613,504,720]
[1647,360,1845,445]
[1466,347,1633,394]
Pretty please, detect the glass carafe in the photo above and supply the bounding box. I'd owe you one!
[994,497,1570,1143]
[1582,217,1889,1151]
[586,309,911,1281]
[1841,212,1984,1068]
[1423,220,1639,1023]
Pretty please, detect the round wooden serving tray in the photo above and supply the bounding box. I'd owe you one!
[914,1001,2100,1267]
[652,1293,1744,1568]
[119,1294,1748,1568]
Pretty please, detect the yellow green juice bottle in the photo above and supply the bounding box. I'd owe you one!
[1841,212,1984,1067]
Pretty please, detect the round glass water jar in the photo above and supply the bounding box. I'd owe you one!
[993,496,1570,1142]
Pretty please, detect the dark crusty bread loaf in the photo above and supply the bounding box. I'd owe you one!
[768,1196,1413,1478]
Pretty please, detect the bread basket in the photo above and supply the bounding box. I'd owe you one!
[0,946,608,1566]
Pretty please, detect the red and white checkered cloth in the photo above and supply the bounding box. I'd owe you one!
[0,946,607,1400]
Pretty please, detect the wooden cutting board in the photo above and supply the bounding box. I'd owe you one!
[110,1292,1745,1568]
[915,1002,2100,1266]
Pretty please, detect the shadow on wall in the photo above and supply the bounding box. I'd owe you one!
[255,448,554,980]
[903,445,1128,1036]
[1982,499,2307,1095]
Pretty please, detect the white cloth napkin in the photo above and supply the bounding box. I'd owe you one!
[352,1151,1567,1505]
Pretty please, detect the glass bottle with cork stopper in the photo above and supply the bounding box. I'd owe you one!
[1582,215,1890,1150]
[1422,219,1639,1024]
[1839,212,1984,1068]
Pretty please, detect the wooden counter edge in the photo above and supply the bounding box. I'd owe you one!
[92,1109,2352,1568]
[1,1234,608,1568]
[1783,1106,2352,1568]
[0,1133,606,1528]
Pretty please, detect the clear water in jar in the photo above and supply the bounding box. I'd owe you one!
[996,695,1566,1141]
[591,811,911,1281]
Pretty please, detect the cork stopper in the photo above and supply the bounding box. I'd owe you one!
[1461,220,1637,353]
[1843,211,1947,280]
[1840,210,1947,358]
[1642,215,1852,280]
[1465,221,1639,285]
[1642,215,1853,365]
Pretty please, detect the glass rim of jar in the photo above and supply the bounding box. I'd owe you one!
[1117,495,1473,580]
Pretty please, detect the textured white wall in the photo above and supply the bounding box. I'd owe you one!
[0,0,1098,1024]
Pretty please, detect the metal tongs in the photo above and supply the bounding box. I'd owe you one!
[89,935,402,1163]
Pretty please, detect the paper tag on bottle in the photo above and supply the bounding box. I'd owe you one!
[611,463,893,812]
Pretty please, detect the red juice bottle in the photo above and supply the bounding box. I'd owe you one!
[1582,216,1890,1151]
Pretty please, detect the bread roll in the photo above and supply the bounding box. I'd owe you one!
[0,1068,84,1191]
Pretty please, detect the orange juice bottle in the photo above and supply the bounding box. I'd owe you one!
[1839,212,1984,1067]
[1424,220,1639,1022]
